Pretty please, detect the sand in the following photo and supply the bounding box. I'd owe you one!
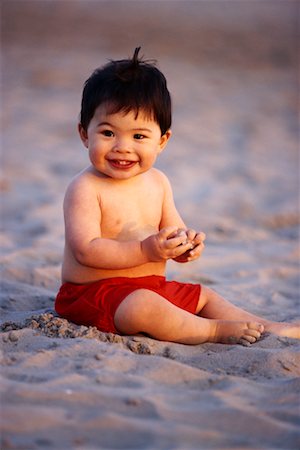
[1,1,300,449]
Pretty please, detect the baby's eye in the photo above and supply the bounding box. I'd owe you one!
[134,133,146,140]
[102,130,114,137]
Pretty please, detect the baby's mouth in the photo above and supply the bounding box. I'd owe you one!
[109,159,137,169]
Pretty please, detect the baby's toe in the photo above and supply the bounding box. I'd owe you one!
[247,322,264,336]
[242,323,265,344]
[240,334,257,346]
[239,338,252,347]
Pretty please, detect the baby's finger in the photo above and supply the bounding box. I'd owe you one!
[193,232,206,244]
[165,234,189,249]
[159,227,179,241]
[186,229,196,242]
[187,242,205,260]
[173,241,194,257]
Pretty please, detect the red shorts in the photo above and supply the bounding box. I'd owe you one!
[55,275,201,334]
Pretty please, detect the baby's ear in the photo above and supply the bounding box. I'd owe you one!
[78,123,89,148]
[159,129,172,152]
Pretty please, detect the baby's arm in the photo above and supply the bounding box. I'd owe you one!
[64,176,191,270]
[159,172,187,231]
[159,172,206,262]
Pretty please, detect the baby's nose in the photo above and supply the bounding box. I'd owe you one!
[113,139,132,153]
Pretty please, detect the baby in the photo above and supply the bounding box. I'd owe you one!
[55,48,299,345]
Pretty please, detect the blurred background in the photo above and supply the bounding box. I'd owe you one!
[1,1,299,306]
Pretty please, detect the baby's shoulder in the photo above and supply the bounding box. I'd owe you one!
[149,168,172,192]
[149,167,170,185]
[65,168,100,200]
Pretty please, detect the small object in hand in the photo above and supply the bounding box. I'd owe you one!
[177,231,195,249]
[167,229,195,254]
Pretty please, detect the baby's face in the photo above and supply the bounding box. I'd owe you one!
[79,105,171,180]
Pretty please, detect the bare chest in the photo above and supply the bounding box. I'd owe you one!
[99,180,163,241]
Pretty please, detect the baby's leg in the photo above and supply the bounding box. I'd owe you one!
[197,286,300,339]
[114,289,264,346]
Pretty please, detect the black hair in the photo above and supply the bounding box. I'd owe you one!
[80,47,172,135]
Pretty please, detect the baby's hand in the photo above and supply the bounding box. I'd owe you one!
[173,228,206,263]
[141,227,195,262]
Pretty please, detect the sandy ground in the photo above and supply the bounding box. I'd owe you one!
[1,1,300,449]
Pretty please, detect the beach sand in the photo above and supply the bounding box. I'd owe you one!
[1,1,300,449]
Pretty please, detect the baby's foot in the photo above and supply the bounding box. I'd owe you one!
[265,322,300,339]
[212,321,264,346]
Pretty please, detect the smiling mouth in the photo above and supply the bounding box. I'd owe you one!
[108,159,137,169]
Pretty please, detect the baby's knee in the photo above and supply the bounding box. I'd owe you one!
[114,289,155,334]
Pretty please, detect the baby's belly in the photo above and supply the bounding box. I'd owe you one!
[61,257,166,284]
